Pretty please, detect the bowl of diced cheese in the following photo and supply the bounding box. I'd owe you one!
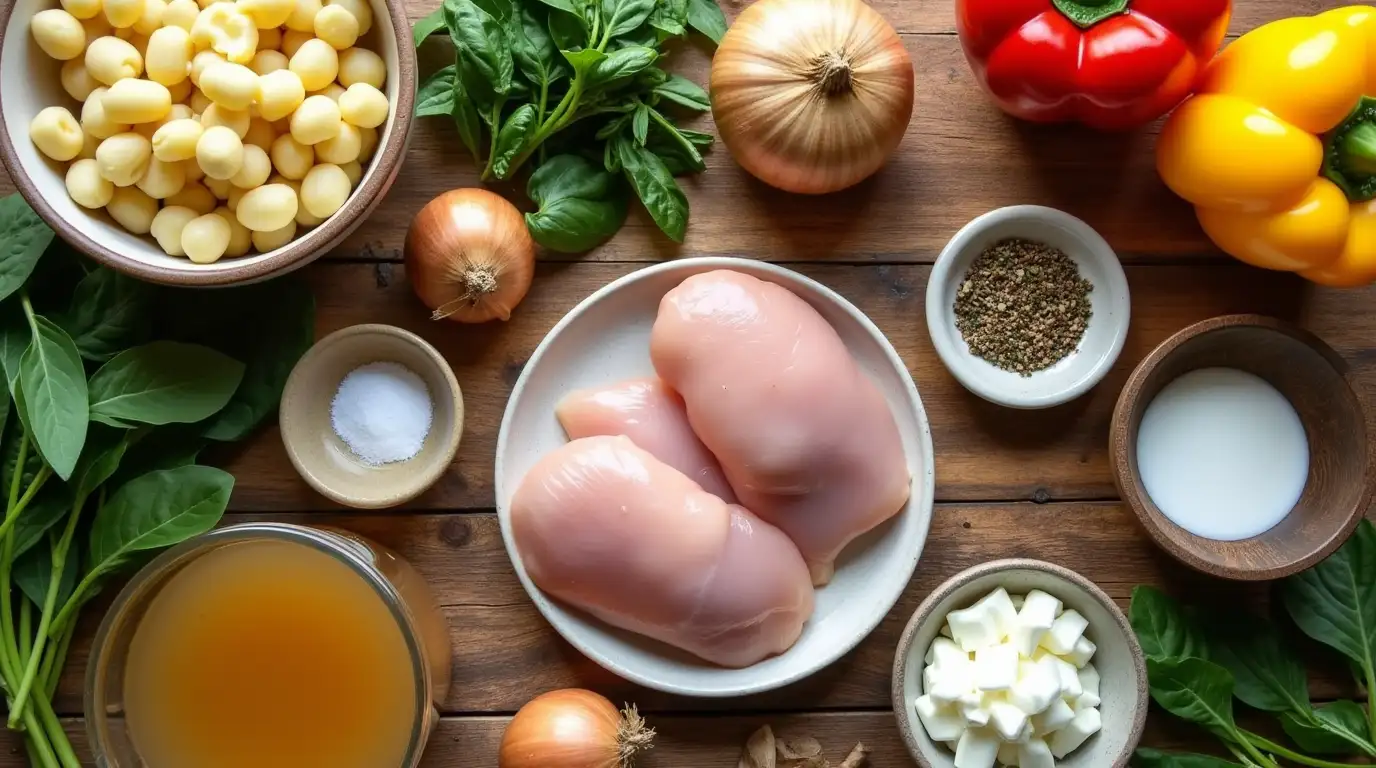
[891,559,1147,768]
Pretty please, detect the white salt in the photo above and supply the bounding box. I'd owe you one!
[330,361,434,465]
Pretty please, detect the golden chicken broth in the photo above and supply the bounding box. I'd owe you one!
[123,538,418,768]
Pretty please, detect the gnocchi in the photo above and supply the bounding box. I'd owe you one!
[150,204,198,254]
[95,131,153,186]
[65,158,115,208]
[181,211,232,262]
[101,77,173,123]
[289,94,340,145]
[338,83,386,128]
[143,25,191,85]
[85,35,143,84]
[106,186,158,233]
[235,183,297,231]
[300,162,347,218]
[195,124,243,179]
[31,9,86,60]
[29,106,85,162]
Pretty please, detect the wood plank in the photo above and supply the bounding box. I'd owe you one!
[0,711,1306,767]
[46,506,1363,716]
[217,260,1376,512]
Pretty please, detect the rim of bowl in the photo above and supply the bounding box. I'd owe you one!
[0,0,416,287]
[926,205,1130,409]
[890,558,1149,768]
[1108,313,1373,581]
[280,323,463,509]
[494,256,938,697]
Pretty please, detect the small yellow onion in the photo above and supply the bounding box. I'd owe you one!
[709,0,914,195]
[498,689,653,768]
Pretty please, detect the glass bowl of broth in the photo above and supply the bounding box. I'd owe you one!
[85,523,452,768]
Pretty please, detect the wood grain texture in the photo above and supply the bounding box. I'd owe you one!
[213,261,1376,511]
[43,505,1363,717]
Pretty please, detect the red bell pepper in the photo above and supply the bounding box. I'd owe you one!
[956,0,1232,130]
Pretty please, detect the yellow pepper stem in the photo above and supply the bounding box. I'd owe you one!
[1324,96,1376,202]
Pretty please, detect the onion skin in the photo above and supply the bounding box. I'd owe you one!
[404,188,536,323]
[710,0,914,195]
[498,689,630,768]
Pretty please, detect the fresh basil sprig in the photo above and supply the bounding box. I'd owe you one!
[414,0,722,251]
[1129,522,1376,767]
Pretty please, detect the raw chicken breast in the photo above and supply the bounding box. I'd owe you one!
[650,269,910,585]
[510,435,813,667]
[556,377,737,502]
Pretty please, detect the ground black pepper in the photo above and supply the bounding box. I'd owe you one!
[953,238,1094,376]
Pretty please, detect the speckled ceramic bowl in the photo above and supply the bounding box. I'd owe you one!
[0,0,415,286]
[892,559,1148,768]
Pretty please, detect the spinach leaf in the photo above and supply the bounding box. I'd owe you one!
[632,103,649,144]
[654,74,709,111]
[1202,613,1309,714]
[10,488,69,560]
[562,47,606,78]
[1145,657,1239,740]
[413,6,446,46]
[525,155,629,252]
[1132,749,1242,767]
[0,196,54,304]
[685,0,727,43]
[87,465,233,581]
[56,267,152,362]
[19,315,88,480]
[548,8,588,50]
[617,137,688,241]
[445,0,514,95]
[416,65,458,117]
[1281,520,1376,684]
[107,426,203,492]
[70,424,130,503]
[585,46,657,89]
[648,0,687,38]
[14,543,78,611]
[472,0,514,21]
[491,103,540,179]
[1130,585,1208,661]
[509,5,563,88]
[1281,701,1376,756]
[0,311,28,396]
[452,61,486,161]
[88,341,244,428]
[603,0,655,39]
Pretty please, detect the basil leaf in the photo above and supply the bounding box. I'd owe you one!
[604,138,620,172]
[19,315,88,480]
[617,137,688,242]
[648,0,687,38]
[88,341,245,428]
[534,0,576,11]
[11,489,70,560]
[0,196,54,304]
[0,403,45,508]
[87,465,233,580]
[70,424,131,503]
[1202,612,1309,714]
[14,542,78,611]
[585,46,656,89]
[56,266,152,362]
[654,74,709,111]
[595,113,632,140]
[602,0,655,39]
[525,154,629,252]
[509,5,564,88]
[452,61,485,161]
[1132,749,1242,767]
[416,64,457,117]
[445,0,514,95]
[562,47,605,77]
[413,7,446,47]
[645,108,704,174]
[1281,519,1376,681]
[677,127,715,147]
[685,0,726,43]
[491,103,539,179]
[472,0,514,21]
[548,8,588,50]
[107,426,203,492]
[1280,701,1376,756]
[1130,585,1208,661]
[632,104,649,145]
[1145,657,1239,740]
[0,315,28,396]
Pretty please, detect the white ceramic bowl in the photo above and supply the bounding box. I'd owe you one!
[0,0,415,286]
[496,257,936,697]
[926,206,1130,409]
[892,559,1148,768]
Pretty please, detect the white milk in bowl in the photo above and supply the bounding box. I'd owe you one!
[1135,367,1309,541]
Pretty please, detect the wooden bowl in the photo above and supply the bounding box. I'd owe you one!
[892,559,1148,768]
[0,0,415,286]
[280,324,463,509]
[1110,315,1371,581]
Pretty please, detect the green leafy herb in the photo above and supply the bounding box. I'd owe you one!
[18,312,88,480]
[1145,657,1240,739]
[55,267,152,363]
[1281,701,1375,756]
[685,0,727,42]
[413,6,446,46]
[1132,749,1242,767]
[1202,613,1309,714]
[87,342,245,427]
[0,198,54,305]
[416,64,458,117]
[653,74,709,111]
[85,465,232,579]
[1130,585,1207,661]
[525,154,629,252]
[616,137,688,241]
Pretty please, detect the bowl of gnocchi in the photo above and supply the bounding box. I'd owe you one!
[0,0,414,285]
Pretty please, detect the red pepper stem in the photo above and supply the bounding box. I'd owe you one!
[1051,0,1130,28]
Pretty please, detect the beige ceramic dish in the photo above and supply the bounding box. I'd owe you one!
[280,324,462,509]
[0,0,416,286]
[892,559,1148,768]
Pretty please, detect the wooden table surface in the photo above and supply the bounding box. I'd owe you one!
[1,0,1369,764]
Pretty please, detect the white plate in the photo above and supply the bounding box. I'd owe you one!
[495,257,936,697]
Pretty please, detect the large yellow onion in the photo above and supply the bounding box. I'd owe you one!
[709,0,914,195]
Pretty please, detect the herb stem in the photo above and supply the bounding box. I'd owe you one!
[507,81,584,176]
[0,464,53,544]
[538,80,549,126]
[18,597,30,662]
[32,692,79,768]
[1242,731,1350,768]
[40,620,73,701]
[480,102,505,181]
[9,495,82,726]
[0,433,31,689]
[1232,731,1280,768]
[20,706,60,768]
[1225,742,1261,767]
[647,106,702,165]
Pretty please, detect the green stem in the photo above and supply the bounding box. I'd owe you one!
[9,497,82,727]
[1225,742,1262,768]
[48,572,98,640]
[1324,96,1376,202]
[1050,0,1129,27]
[0,434,30,689]
[1242,731,1353,768]
[31,693,77,768]
[537,80,549,127]
[19,708,59,768]
[504,82,584,177]
[647,107,701,163]
[1232,731,1280,768]
[17,599,30,663]
[0,465,54,546]
[40,621,73,701]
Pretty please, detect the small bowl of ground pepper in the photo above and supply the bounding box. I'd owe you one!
[926,206,1130,409]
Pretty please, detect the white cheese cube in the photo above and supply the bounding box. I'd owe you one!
[1052,657,1083,699]
[1078,664,1100,698]
[1015,721,1034,743]
[1012,590,1062,657]
[927,661,976,705]
[949,589,1018,651]
[996,741,1020,767]
[1040,610,1089,655]
[1032,697,1076,735]
[1049,708,1102,759]
[916,694,967,742]
[928,637,973,668]
[1019,738,1057,768]
[1008,659,1061,715]
[960,691,992,727]
[1066,636,1097,668]
[1075,691,1102,711]
[975,643,1020,691]
[989,699,1030,742]
[955,728,1001,768]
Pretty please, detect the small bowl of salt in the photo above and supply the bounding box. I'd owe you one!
[280,324,464,509]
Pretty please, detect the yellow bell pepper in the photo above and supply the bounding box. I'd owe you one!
[1156,6,1376,287]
